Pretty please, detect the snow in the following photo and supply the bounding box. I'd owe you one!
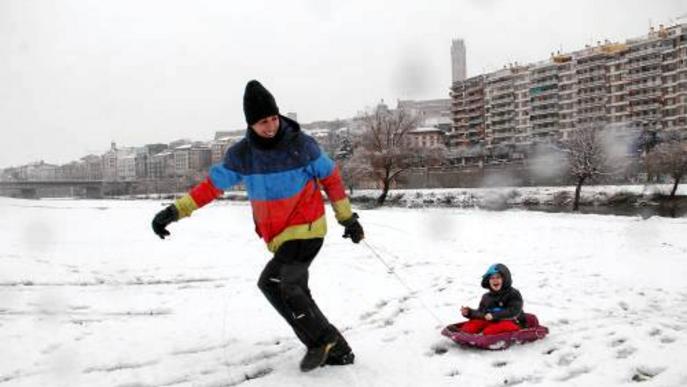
[349,184,687,209]
[1,197,687,386]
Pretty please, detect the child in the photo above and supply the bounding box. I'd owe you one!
[460,263,526,335]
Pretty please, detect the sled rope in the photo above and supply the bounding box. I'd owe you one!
[362,240,444,326]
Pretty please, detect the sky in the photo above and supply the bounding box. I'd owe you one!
[0,0,685,167]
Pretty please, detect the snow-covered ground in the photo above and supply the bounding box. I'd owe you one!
[1,197,686,387]
[348,184,687,209]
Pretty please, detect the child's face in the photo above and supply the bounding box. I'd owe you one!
[489,273,503,291]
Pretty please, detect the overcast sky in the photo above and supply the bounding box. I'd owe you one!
[1,0,684,167]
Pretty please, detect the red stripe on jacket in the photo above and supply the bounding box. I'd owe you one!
[251,180,325,242]
[319,167,347,202]
[189,177,224,207]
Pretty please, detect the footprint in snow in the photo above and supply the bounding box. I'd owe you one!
[609,338,627,348]
[557,352,578,366]
[446,369,460,377]
[659,336,676,344]
[631,366,665,382]
[426,342,448,356]
[616,346,637,359]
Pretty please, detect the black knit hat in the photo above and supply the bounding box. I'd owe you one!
[243,80,279,126]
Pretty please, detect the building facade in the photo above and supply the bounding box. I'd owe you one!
[449,23,687,164]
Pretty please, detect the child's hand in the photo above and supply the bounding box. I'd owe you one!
[460,306,470,317]
[485,313,493,321]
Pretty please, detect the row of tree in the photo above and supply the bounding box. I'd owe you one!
[564,126,687,210]
[337,105,687,210]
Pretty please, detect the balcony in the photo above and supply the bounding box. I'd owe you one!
[530,116,559,125]
[488,106,515,116]
[530,97,559,108]
[492,130,517,140]
[576,67,606,79]
[626,69,662,81]
[575,59,607,71]
[530,67,557,77]
[530,106,559,116]
[468,117,484,125]
[488,86,514,97]
[488,112,515,122]
[577,89,608,98]
[626,57,662,69]
[626,81,662,91]
[625,48,662,60]
[488,95,515,106]
[577,100,607,109]
[577,78,607,88]
[488,122,516,132]
[627,91,661,102]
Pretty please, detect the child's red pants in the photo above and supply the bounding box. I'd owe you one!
[459,319,520,335]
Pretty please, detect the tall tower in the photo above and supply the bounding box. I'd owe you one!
[451,39,467,83]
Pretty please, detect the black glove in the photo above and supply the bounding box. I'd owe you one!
[152,205,179,239]
[341,213,364,243]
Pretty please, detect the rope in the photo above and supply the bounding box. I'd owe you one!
[362,240,445,326]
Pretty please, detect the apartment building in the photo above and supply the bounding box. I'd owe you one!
[449,75,486,148]
[449,23,687,164]
[484,67,519,156]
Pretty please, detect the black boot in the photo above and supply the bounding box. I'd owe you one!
[325,350,355,365]
[299,339,337,372]
[325,332,355,366]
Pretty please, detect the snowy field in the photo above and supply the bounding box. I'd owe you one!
[1,197,687,387]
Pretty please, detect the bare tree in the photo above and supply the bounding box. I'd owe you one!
[338,150,370,195]
[357,105,419,205]
[645,138,687,198]
[560,126,615,211]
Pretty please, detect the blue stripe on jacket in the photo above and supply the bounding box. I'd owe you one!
[208,151,338,201]
[243,168,312,201]
[207,117,339,200]
[308,153,335,180]
[209,163,242,190]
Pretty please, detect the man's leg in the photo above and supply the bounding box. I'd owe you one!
[257,253,317,348]
[276,238,336,346]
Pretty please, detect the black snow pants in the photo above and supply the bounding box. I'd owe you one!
[257,238,339,349]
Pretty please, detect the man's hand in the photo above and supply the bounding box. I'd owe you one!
[484,313,493,321]
[152,205,179,239]
[341,213,364,243]
[460,306,470,318]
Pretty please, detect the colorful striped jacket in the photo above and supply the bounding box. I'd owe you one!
[173,116,353,252]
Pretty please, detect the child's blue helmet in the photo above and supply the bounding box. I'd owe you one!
[481,263,513,290]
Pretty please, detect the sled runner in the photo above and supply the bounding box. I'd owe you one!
[441,313,549,350]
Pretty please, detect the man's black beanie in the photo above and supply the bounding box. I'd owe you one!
[243,80,279,126]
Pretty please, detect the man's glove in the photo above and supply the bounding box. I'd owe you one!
[341,213,364,243]
[152,205,179,239]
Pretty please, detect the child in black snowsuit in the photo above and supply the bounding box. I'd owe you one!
[460,263,526,335]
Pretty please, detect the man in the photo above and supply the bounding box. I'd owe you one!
[151,80,364,372]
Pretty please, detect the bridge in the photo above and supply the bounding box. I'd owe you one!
[0,180,135,199]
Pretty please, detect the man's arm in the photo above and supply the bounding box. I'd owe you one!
[152,163,241,238]
[174,164,241,218]
[308,151,353,223]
